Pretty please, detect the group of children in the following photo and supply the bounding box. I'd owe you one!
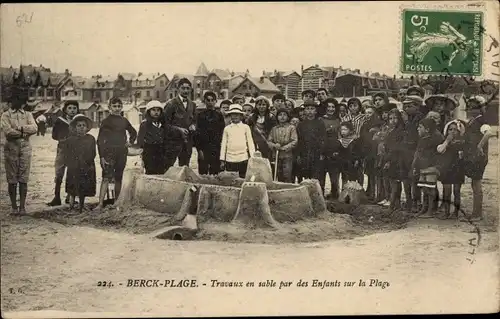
[1,80,493,221]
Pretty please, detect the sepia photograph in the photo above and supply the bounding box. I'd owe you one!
[1,1,499,317]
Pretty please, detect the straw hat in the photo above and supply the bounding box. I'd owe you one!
[425,94,458,111]
[69,114,93,132]
[466,95,487,109]
[227,104,245,115]
[146,100,164,112]
[406,85,426,98]
[402,95,425,106]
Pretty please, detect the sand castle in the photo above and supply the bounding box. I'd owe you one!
[115,152,328,240]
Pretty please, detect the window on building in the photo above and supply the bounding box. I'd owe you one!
[37,87,44,97]
[46,89,54,97]
[156,91,160,99]
[29,89,35,97]
[170,93,173,99]
[160,80,164,87]
[94,91,101,99]
[197,83,200,89]
[137,91,142,98]
[146,90,150,97]
[105,91,110,100]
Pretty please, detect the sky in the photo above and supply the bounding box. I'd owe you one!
[1,2,498,79]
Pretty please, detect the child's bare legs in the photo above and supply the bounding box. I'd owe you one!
[438,184,452,219]
[451,183,462,218]
[18,183,27,214]
[471,180,483,219]
[8,183,18,214]
[418,188,429,216]
[95,179,109,212]
[403,179,412,211]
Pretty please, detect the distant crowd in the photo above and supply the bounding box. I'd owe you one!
[1,77,494,222]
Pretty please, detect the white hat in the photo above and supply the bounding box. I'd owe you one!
[227,104,245,115]
[468,95,486,105]
[146,100,163,112]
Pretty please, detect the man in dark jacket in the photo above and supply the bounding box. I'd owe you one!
[163,78,197,171]
[195,91,225,175]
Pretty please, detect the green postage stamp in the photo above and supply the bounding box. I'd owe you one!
[401,9,483,76]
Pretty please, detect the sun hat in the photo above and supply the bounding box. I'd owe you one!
[425,94,458,112]
[69,114,93,132]
[145,100,164,112]
[402,95,424,105]
[466,95,487,109]
[227,104,245,115]
[406,85,426,98]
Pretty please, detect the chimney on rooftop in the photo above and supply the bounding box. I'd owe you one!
[259,76,265,83]
[315,64,319,67]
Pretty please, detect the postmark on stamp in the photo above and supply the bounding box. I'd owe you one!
[401,9,484,76]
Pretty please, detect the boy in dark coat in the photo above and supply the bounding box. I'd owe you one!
[412,118,444,218]
[382,109,406,210]
[137,100,165,175]
[95,97,137,212]
[401,95,426,212]
[48,100,80,206]
[195,91,225,175]
[296,102,326,193]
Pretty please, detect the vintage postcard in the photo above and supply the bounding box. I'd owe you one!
[1,1,499,317]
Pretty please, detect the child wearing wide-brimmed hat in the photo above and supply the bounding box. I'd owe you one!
[267,108,298,183]
[425,94,457,133]
[137,100,166,175]
[63,114,97,213]
[220,104,256,178]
